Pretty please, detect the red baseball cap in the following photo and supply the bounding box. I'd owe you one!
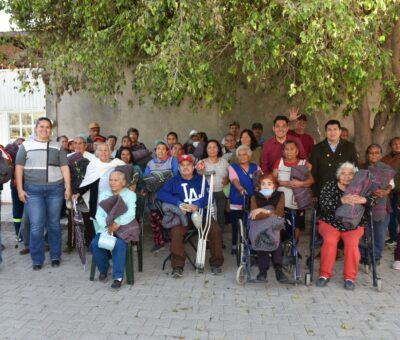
[178,154,194,164]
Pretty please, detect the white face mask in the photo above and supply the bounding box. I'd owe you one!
[192,141,200,148]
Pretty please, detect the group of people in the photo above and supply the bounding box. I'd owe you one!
[0,109,399,291]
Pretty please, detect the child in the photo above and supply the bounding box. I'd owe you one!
[250,173,288,283]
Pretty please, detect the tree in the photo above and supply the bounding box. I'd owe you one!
[3,0,400,149]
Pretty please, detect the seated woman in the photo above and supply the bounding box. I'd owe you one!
[250,173,288,283]
[91,170,136,290]
[316,162,375,290]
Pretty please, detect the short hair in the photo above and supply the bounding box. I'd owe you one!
[110,170,127,184]
[257,172,279,189]
[57,135,68,142]
[325,120,341,130]
[198,132,208,143]
[389,136,400,148]
[273,115,289,125]
[236,144,252,158]
[172,142,183,148]
[252,122,263,130]
[229,121,240,128]
[336,161,357,179]
[121,135,131,143]
[204,139,223,158]
[35,117,53,128]
[239,129,258,150]
[74,136,86,144]
[341,127,349,133]
[283,140,298,149]
[94,142,111,157]
[107,135,117,142]
[127,127,139,135]
[167,131,178,139]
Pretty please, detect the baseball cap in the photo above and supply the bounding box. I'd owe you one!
[89,121,100,129]
[178,154,194,164]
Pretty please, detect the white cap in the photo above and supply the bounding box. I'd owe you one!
[189,130,199,137]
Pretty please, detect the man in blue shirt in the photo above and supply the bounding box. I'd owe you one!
[157,155,224,278]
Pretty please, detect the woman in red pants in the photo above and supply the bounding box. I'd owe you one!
[316,162,376,290]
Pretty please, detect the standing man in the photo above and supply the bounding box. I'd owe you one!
[261,115,306,173]
[87,122,106,153]
[310,120,358,198]
[252,122,266,146]
[288,108,315,159]
[221,121,241,147]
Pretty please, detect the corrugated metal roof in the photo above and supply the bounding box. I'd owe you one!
[0,68,46,112]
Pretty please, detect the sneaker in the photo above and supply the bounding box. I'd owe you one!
[392,261,400,270]
[275,267,289,283]
[111,279,122,289]
[150,244,164,253]
[256,270,267,282]
[316,276,330,287]
[172,267,184,278]
[211,266,222,275]
[32,264,42,271]
[51,260,60,267]
[344,279,355,290]
[385,238,397,246]
[99,272,107,282]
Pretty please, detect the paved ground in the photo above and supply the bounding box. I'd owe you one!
[1,203,400,340]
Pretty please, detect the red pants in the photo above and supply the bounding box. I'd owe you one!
[318,220,364,282]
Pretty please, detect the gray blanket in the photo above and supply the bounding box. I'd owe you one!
[161,202,188,229]
[248,207,285,251]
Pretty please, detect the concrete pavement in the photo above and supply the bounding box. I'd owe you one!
[1,203,400,339]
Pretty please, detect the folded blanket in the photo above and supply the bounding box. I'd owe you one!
[161,202,188,229]
[290,165,314,210]
[248,206,286,251]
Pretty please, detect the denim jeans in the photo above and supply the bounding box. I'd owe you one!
[11,183,24,237]
[91,233,127,280]
[369,215,390,261]
[25,183,64,265]
[388,194,399,241]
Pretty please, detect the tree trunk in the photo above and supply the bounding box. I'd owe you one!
[354,96,372,155]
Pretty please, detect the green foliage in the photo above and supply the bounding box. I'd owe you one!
[4,0,400,113]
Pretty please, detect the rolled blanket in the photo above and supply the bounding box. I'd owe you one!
[290,165,314,210]
[161,202,188,229]
[115,219,140,242]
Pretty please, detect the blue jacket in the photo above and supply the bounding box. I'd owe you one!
[157,171,209,209]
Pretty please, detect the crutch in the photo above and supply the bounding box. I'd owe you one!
[369,210,382,291]
[305,205,317,285]
[193,171,215,273]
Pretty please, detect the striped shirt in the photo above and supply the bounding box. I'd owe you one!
[16,140,68,185]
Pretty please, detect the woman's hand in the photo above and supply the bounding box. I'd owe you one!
[108,222,120,234]
[238,186,247,196]
[222,176,229,186]
[71,193,80,202]
[373,188,390,198]
[250,208,270,220]
[65,187,71,200]
[289,179,303,189]
[196,160,206,174]
[341,194,367,205]
[18,190,28,203]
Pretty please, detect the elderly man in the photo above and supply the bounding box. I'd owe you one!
[157,154,224,278]
[87,121,106,146]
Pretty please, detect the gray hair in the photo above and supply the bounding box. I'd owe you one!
[73,136,86,144]
[110,170,127,183]
[336,161,357,179]
[95,142,111,157]
[236,144,252,158]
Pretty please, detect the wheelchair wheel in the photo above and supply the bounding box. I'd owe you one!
[236,219,244,267]
[236,264,247,285]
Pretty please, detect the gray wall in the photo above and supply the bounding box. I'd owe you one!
[48,77,357,148]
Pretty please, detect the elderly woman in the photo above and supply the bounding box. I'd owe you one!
[228,145,260,254]
[91,170,136,289]
[316,162,375,290]
[144,140,179,252]
[221,133,237,163]
[73,143,124,244]
[360,144,395,265]
[15,117,71,270]
[230,129,262,165]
